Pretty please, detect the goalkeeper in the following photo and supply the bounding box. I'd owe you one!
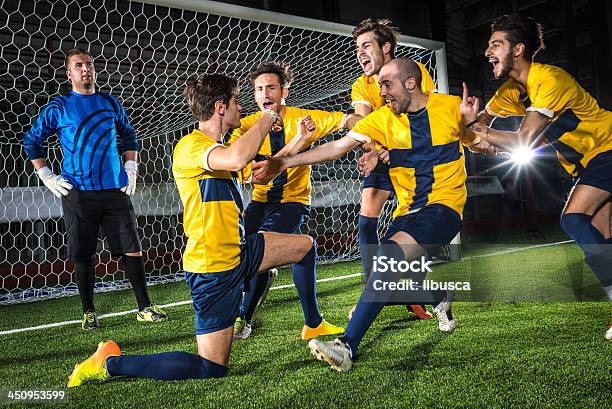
[229,61,354,340]
[252,58,483,371]
[22,48,166,330]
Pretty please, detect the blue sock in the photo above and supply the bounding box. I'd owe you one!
[359,215,380,280]
[292,241,322,328]
[239,270,271,323]
[105,352,228,380]
[344,239,405,357]
[561,213,612,299]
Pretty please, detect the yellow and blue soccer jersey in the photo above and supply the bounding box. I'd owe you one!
[172,129,250,274]
[348,93,468,218]
[486,62,612,175]
[351,61,436,111]
[229,107,345,205]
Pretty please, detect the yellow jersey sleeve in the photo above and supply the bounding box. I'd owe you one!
[172,131,221,176]
[527,65,577,119]
[486,79,526,117]
[351,74,375,109]
[348,109,387,147]
[303,109,345,143]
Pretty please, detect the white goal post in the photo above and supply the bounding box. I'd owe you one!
[0,0,451,304]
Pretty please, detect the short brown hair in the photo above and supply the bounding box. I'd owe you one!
[184,74,239,121]
[65,48,93,69]
[491,14,545,61]
[249,61,293,88]
[352,18,400,58]
[393,58,422,88]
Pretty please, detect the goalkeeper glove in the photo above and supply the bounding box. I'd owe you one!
[37,166,73,198]
[121,160,138,196]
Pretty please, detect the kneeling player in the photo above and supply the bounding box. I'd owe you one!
[66,73,343,387]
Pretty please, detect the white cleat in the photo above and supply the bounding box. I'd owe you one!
[308,338,353,372]
[433,291,457,332]
[233,318,253,340]
[605,325,612,341]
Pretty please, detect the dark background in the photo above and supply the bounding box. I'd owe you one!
[215,0,612,227]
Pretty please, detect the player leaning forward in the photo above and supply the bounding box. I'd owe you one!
[22,48,166,330]
[67,73,344,387]
[465,14,612,341]
[253,58,481,371]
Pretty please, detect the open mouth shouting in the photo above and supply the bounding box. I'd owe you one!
[359,55,372,72]
[385,97,398,111]
[489,57,503,77]
[262,100,275,110]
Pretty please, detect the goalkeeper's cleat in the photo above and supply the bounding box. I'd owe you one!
[67,340,121,388]
[257,268,278,307]
[137,305,167,322]
[233,317,253,340]
[407,304,433,319]
[82,311,99,331]
[308,337,353,372]
[301,319,345,341]
[605,324,612,341]
[433,291,456,332]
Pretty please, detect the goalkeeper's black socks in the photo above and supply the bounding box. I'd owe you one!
[123,255,152,310]
[74,259,96,312]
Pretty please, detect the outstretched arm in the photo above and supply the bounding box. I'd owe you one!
[252,135,362,184]
[472,111,550,151]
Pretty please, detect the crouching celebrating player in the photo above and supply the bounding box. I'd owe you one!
[66,73,344,387]
[253,58,482,371]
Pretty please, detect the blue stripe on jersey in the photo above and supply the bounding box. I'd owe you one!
[199,177,245,241]
[199,177,244,211]
[267,129,288,203]
[389,108,461,209]
[22,91,138,190]
[544,109,583,173]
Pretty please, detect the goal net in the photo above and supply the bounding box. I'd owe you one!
[0,0,448,304]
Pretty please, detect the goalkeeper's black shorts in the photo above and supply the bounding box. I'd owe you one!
[62,188,142,260]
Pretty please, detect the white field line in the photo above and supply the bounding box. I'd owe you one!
[0,241,574,336]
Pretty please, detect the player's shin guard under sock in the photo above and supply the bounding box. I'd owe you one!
[74,259,96,312]
[240,270,271,322]
[359,215,379,280]
[344,239,405,357]
[105,352,228,380]
[123,255,152,310]
[292,241,322,328]
[560,213,612,300]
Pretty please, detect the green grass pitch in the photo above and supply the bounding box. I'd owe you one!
[0,242,610,408]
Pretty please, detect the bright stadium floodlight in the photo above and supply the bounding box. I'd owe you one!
[509,145,535,166]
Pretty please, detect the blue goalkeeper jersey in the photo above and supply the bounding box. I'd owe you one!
[22,91,139,190]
